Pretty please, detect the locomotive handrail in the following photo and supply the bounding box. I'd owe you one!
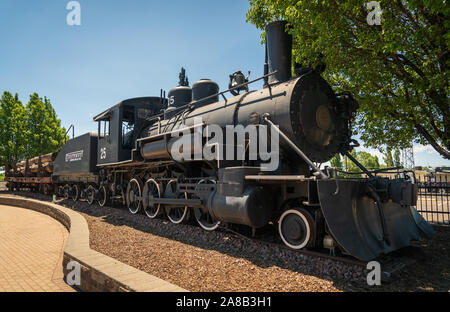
[371,166,404,173]
[144,71,279,123]
[186,70,278,109]
[136,123,205,144]
[335,166,404,175]
[64,124,75,143]
[334,166,418,182]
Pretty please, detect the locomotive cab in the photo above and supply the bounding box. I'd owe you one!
[94,97,166,165]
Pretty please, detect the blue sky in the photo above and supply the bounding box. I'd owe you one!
[0,0,448,167]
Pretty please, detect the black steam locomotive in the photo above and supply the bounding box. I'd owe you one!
[6,21,434,261]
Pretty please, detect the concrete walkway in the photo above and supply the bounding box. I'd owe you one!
[0,204,75,292]
[0,195,187,292]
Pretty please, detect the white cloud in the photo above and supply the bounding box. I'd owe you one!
[414,145,435,154]
[366,149,385,160]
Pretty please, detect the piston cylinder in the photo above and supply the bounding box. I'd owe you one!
[207,186,273,228]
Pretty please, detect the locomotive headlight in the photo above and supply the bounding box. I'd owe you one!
[297,89,335,149]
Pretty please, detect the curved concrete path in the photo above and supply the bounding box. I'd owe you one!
[0,204,75,292]
[0,195,187,292]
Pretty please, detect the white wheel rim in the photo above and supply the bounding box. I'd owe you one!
[195,213,220,231]
[143,178,160,218]
[128,179,142,214]
[165,180,188,224]
[98,186,107,207]
[278,209,311,250]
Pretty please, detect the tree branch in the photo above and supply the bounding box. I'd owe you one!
[414,123,450,160]
[388,110,449,159]
[395,54,425,78]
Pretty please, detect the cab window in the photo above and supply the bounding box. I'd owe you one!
[98,119,110,139]
[122,106,135,149]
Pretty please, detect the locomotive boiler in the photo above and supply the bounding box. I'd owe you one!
[5,21,434,262]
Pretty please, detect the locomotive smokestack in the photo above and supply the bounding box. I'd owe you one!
[265,21,292,84]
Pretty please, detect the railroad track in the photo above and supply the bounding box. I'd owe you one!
[217,225,424,279]
[217,225,368,267]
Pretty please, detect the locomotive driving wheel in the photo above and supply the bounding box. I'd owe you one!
[142,178,161,218]
[86,185,96,205]
[71,184,80,202]
[194,179,220,231]
[278,208,315,250]
[57,186,64,197]
[97,185,109,207]
[164,180,189,224]
[127,178,143,214]
[63,184,70,200]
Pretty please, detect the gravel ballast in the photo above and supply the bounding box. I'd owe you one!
[2,191,449,292]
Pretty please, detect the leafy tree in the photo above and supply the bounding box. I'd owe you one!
[24,93,67,158]
[330,153,344,170]
[393,149,401,167]
[0,91,67,169]
[378,145,403,167]
[348,150,381,173]
[0,92,27,167]
[382,146,395,167]
[247,0,449,159]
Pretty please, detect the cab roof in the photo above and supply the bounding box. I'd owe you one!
[93,96,166,121]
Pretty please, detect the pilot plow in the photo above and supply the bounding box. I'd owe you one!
[317,178,435,261]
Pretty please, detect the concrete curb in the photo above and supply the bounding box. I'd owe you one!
[0,195,187,292]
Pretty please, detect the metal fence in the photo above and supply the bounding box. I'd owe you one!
[375,170,449,226]
[415,173,449,226]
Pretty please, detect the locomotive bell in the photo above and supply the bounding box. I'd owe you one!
[228,71,249,96]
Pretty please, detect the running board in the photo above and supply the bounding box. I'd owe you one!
[148,197,203,208]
